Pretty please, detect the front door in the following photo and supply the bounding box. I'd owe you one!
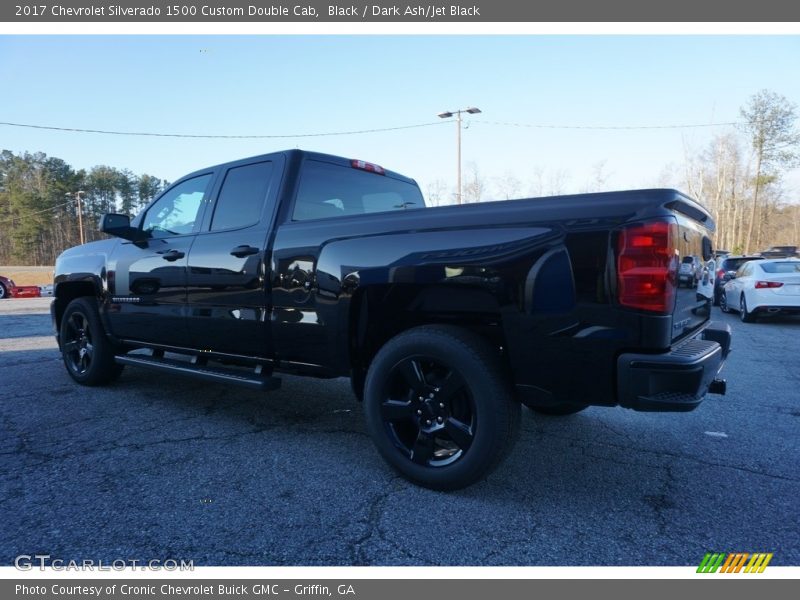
[106,173,214,347]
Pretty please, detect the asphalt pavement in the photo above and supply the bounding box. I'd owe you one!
[1,297,798,566]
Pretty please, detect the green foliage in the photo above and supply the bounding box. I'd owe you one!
[0,149,166,264]
[739,89,800,172]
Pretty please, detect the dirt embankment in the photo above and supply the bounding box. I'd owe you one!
[0,267,54,286]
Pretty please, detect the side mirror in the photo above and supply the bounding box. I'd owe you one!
[100,213,144,242]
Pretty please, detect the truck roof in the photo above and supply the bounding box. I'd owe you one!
[176,149,419,187]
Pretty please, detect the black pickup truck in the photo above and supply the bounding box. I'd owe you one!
[52,150,731,489]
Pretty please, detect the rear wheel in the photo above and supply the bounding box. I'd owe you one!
[740,294,756,323]
[364,326,519,490]
[60,297,124,385]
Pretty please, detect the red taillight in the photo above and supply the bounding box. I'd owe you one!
[616,220,677,313]
[350,159,385,175]
[755,281,783,289]
[717,269,725,280]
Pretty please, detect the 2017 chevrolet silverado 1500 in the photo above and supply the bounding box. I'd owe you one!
[52,150,731,489]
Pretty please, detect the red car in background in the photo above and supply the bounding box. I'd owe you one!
[0,274,41,299]
[0,274,14,299]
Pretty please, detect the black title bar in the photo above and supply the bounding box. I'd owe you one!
[4,0,800,22]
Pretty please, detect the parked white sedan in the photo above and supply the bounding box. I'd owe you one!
[721,258,800,322]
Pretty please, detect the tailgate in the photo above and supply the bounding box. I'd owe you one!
[672,212,714,342]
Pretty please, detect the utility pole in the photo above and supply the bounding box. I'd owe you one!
[437,107,481,204]
[68,191,86,245]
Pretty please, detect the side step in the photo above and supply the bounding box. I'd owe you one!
[115,354,281,391]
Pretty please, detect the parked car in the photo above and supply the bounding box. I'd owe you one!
[678,255,702,287]
[11,285,41,298]
[714,249,731,259]
[0,274,14,299]
[713,255,764,305]
[720,258,800,322]
[51,150,731,490]
[758,245,798,259]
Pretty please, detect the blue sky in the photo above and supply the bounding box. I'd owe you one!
[1,35,799,201]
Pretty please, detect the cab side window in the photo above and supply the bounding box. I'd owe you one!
[210,161,274,231]
[142,174,212,238]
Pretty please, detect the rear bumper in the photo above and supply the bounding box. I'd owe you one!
[617,322,731,412]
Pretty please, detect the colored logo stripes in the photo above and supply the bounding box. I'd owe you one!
[697,552,773,573]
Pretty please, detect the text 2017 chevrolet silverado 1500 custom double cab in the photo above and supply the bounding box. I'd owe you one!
[52,150,731,489]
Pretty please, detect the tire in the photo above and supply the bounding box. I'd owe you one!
[740,294,756,323]
[527,403,588,416]
[60,297,124,385]
[363,325,520,491]
[0,282,7,299]
[720,291,731,313]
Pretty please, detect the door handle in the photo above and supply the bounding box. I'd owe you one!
[160,250,185,262]
[230,245,260,258]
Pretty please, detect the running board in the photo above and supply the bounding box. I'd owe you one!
[115,354,281,391]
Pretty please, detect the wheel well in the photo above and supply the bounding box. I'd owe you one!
[53,282,97,332]
[348,284,507,374]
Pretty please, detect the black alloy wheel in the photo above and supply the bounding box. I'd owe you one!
[62,310,94,377]
[60,297,123,385]
[364,325,519,490]
[379,355,476,468]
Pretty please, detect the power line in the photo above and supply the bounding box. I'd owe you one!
[0,118,747,139]
[0,200,72,225]
[473,120,740,131]
[0,120,449,139]
[0,118,748,139]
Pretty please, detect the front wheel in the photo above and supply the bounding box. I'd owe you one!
[364,326,520,490]
[60,297,124,385]
[0,282,8,299]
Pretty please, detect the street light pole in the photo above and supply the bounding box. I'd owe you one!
[438,107,481,205]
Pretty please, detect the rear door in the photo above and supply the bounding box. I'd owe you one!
[185,157,283,356]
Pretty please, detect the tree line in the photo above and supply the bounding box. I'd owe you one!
[0,150,167,265]
[684,90,800,254]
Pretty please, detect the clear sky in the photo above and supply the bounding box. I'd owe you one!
[1,35,799,202]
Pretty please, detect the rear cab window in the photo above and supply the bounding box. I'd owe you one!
[761,261,800,274]
[292,160,425,221]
